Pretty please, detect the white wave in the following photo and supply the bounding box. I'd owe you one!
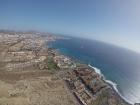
[88,64,102,75]
[88,64,118,91]
[106,79,133,104]
[88,64,133,104]
[105,80,118,92]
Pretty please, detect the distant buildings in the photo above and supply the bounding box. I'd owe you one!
[53,54,76,69]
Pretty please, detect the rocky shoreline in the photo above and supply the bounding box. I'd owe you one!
[47,39,132,105]
[0,30,136,105]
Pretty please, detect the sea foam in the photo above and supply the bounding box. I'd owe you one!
[88,64,133,104]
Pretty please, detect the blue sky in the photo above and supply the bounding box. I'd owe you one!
[0,0,140,53]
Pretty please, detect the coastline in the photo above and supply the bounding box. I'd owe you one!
[48,39,132,105]
[88,64,133,105]
[0,32,80,105]
[0,30,134,105]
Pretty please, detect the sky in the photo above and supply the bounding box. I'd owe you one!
[0,0,140,53]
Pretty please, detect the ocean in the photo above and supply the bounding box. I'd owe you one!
[48,36,140,104]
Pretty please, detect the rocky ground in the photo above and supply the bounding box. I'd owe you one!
[0,71,76,105]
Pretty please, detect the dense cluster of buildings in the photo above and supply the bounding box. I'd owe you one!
[65,64,108,105]
[0,32,49,71]
[53,52,76,69]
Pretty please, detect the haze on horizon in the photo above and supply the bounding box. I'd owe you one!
[0,0,140,53]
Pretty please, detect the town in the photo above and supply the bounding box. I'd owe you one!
[0,30,131,105]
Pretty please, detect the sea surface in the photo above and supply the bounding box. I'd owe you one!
[48,36,140,104]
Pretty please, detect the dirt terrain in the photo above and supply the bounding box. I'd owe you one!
[0,33,77,105]
[0,71,76,105]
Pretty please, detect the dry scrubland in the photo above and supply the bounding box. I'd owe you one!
[0,33,77,105]
[0,72,76,105]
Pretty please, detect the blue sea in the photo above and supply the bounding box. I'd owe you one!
[48,36,140,104]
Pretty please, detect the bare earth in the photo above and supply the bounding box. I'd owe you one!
[0,71,76,105]
[0,33,77,105]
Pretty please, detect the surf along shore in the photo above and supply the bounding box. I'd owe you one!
[47,37,132,105]
[0,30,133,105]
